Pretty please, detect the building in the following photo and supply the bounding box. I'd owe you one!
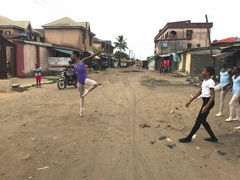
[0,15,40,42]
[42,17,95,52]
[93,37,114,68]
[154,20,213,55]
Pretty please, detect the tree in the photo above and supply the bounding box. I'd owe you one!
[93,46,101,53]
[114,51,129,60]
[114,35,128,59]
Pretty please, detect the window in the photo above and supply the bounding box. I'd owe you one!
[186,30,192,39]
[187,43,192,49]
[170,31,177,38]
[32,36,37,42]
[4,31,11,35]
[163,42,167,47]
[82,33,86,44]
[89,36,92,46]
[197,44,201,48]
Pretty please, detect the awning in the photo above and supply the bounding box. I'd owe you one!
[159,54,171,57]
[53,48,73,55]
[170,53,181,62]
[212,51,237,59]
[147,55,157,61]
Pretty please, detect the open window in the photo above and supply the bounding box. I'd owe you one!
[170,31,177,38]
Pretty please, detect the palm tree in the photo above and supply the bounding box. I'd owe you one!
[114,35,128,60]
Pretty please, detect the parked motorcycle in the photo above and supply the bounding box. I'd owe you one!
[57,68,77,90]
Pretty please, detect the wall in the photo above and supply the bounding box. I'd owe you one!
[39,46,49,75]
[157,40,187,54]
[45,29,80,48]
[185,53,191,74]
[15,42,25,77]
[45,28,93,52]
[24,44,37,76]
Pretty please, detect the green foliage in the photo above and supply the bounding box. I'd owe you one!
[114,35,128,55]
[93,46,101,53]
[114,51,129,59]
[14,86,31,92]
[46,78,59,84]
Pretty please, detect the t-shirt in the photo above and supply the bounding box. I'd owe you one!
[201,78,215,97]
[232,75,240,95]
[33,67,41,76]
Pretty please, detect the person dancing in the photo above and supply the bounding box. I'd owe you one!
[225,66,240,122]
[50,50,104,117]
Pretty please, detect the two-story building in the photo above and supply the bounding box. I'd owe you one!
[0,15,40,41]
[42,17,95,53]
[93,37,115,68]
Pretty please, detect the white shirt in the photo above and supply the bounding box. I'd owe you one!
[201,78,215,97]
[33,67,41,76]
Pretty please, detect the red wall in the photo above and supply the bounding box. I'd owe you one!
[14,42,24,77]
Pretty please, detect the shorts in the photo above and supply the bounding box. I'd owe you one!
[36,76,41,81]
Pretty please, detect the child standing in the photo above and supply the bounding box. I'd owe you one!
[225,66,240,122]
[179,67,218,143]
[33,63,41,88]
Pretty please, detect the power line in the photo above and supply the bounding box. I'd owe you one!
[52,0,84,21]
[32,0,63,18]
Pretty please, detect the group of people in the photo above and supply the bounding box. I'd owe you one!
[159,60,170,75]
[43,52,240,143]
[179,59,240,143]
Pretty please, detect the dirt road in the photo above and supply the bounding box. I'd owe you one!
[0,67,239,180]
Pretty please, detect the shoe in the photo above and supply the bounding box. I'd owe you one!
[225,117,233,122]
[234,126,240,130]
[204,137,218,142]
[216,112,223,117]
[36,86,38,88]
[39,86,42,88]
[80,111,83,117]
[179,137,191,143]
[233,117,240,121]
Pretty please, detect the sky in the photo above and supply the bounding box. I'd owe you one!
[1,0,239,60]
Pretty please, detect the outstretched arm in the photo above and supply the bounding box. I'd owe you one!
[186,88,202,107]
[82,50,104,63]
[49,64,74,68]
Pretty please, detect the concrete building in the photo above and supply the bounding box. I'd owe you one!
[42,17,95,52]
[0,15,40,42]
[154,20,213,55]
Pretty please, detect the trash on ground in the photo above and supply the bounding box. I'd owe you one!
[37,166,49,171]
[140,123,150,128]
[159,136,166,140]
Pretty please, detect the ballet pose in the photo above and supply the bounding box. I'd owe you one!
[225,66,240,122]
[50,50,104,117]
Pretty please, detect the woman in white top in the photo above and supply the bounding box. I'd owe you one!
[179,67,218,143]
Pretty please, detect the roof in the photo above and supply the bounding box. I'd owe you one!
[94,37,112,45]
[0,15,31,31]
[154,20,213,42]
[42,17,95,35]
[2,34,27,40]
[212,37,238,44]
[43,17,79,27]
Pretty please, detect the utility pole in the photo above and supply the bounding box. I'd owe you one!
[205,14,215,70]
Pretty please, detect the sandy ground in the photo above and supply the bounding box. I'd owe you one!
[0,66,239,180]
